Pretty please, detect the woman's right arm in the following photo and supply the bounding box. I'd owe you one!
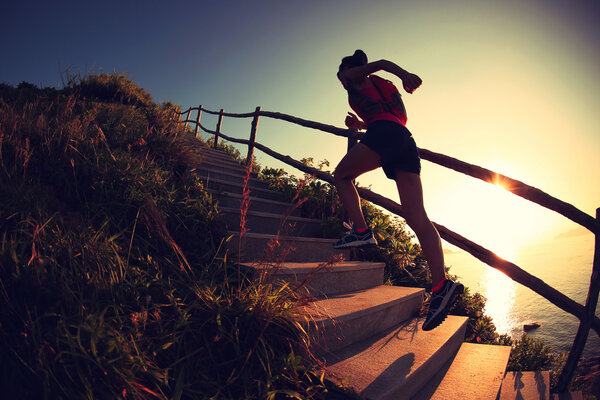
[339,60,422,93]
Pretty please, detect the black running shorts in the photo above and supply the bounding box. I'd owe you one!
[360,120,421,178]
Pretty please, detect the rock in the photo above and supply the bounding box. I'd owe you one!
[523,322,541,331]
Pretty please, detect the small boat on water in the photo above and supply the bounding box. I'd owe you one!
[523,322,541,331]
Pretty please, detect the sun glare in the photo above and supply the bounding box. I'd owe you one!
[431,170,549,263]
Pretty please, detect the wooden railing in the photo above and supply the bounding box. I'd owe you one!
[176,105,600,392]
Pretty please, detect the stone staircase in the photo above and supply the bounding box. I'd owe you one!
[193,145,580,400]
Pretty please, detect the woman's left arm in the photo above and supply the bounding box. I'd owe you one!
[345,112,367,130]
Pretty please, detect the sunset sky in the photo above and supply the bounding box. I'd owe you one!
[2,0,599,261]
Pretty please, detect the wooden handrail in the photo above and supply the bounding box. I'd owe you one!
[178,105,599,390]
[180,108,357,138]
[180,108,599,235]
[417,149,599,235]
[192,119,600,334]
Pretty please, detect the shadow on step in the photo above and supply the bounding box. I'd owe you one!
[502,371,549,400]
[411,347,458,399]
[364,352,416,396]
[325,318,421,363]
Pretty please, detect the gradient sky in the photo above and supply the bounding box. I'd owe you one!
[2,0,599,259]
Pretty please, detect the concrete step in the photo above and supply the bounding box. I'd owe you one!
[325,315,468,400]
[198,150,249,168]
[197,169,270,191]
[208,189,302,217]
[499,371,584,400]
[499,371,550,400]
[193,159,259,179]
[196,153,256,171]
[227,231,352,263]
[197,156,257,173]
[198,146,238,160]
[200,148,242,166]
[305,285,424,353]
[199,176,287,202]
[244,261,385,297]
[412,342,511,400]
[220,207,323,237]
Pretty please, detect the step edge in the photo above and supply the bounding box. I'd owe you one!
[310,287,424,324]
[195,163,258,176]
[220,207,322,224]
[243,261,385,273]
[198,176,281,195]
[197,172,267,187]
[198,174,267,187]
[196,155,245,165]
[208,189,296,207]
[227,231,338,243]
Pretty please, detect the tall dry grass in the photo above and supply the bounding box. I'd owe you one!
[0,77,356,399]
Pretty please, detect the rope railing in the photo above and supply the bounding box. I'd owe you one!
[176,105,599,392]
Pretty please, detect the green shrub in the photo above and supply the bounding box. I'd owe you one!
[507,334,566,389]
[572,356,600,398]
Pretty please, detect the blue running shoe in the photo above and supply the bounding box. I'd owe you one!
[422,279,464,331]
[333,226,377,249]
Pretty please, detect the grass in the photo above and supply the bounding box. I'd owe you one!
[0,75,356,399]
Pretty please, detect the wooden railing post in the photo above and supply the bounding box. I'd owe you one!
[246,106,261,166]
[214,109,224,148]
[555,206,600,392]
[194,105,202,137]
[183,109,191,130]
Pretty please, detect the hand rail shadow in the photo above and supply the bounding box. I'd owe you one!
[176,105,599,392]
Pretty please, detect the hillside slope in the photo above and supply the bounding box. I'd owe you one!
[0,76,348,399]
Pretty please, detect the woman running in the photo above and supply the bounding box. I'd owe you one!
[333,49,463,331]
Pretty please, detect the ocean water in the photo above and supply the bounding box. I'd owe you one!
[444,233,600,359]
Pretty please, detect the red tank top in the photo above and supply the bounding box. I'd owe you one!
[348,75,407,126]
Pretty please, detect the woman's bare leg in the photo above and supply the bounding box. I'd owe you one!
[394,170,445,286]
[334,144,381,230]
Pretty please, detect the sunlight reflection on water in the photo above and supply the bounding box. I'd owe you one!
[481,268,517,334]
[444,232,600,357]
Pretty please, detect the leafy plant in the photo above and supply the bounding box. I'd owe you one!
[506,334,567,390]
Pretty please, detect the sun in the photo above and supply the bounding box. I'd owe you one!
[431,172,549,262]
[480,182,524,260]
